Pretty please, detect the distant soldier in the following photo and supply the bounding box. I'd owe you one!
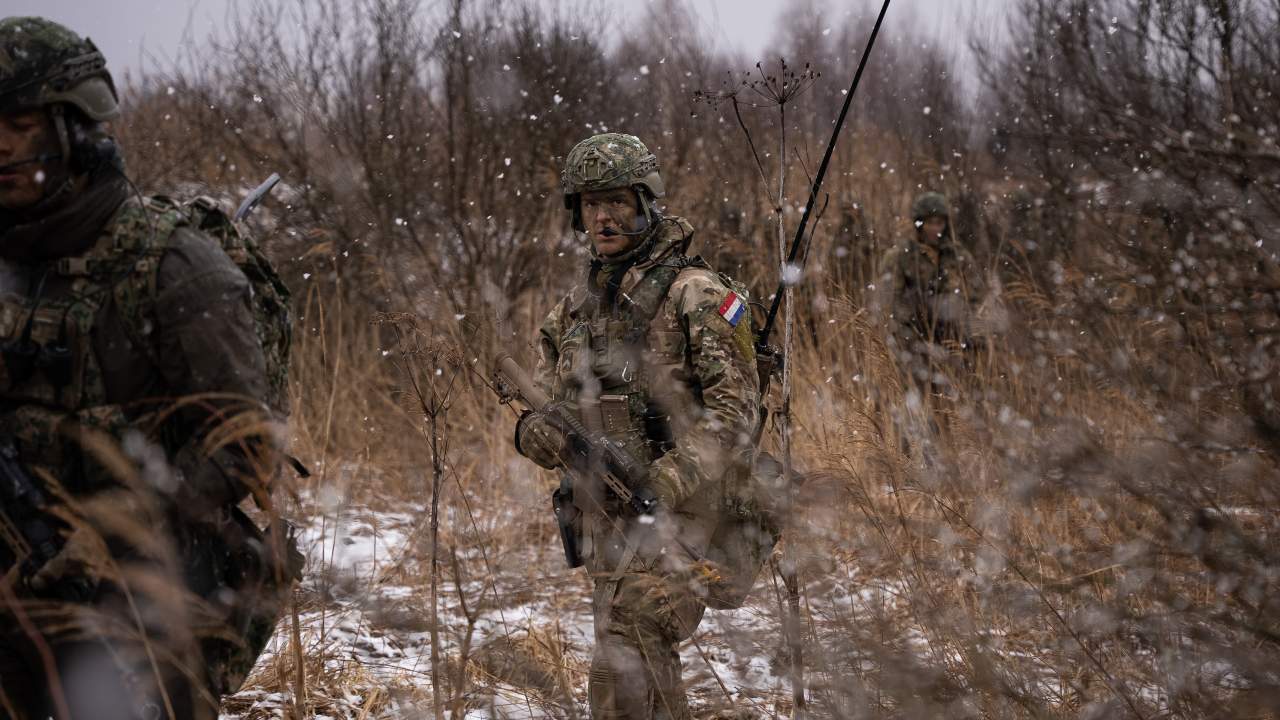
[0,16,297,719]
[875,191,981,380]
[512,133,762,719]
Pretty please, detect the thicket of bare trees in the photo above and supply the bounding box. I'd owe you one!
[112,0,1280,717]
[980,0,1280,443]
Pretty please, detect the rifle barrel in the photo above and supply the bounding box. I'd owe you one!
[497,355,551,409]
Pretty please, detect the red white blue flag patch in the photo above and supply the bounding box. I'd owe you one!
[718,291,746,327]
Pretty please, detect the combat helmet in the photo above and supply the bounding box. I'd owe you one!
[561,133,665,232]
[0,17,120,173]
[910,191,952,245]
[910,191,949,222]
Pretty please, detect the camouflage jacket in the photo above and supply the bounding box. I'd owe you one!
[0,174,274,514]
[875,235,981,345]
[532,217,761,513]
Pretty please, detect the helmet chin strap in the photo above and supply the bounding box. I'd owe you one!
[12,105,79,209]
[599,190,659,238]
[50,105,73,169]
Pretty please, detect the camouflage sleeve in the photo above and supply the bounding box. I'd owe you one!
[153,227,275,511]
[648,271,760,508]
[532,296,571,401]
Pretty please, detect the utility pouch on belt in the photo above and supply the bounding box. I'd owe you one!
[552,476,584,568]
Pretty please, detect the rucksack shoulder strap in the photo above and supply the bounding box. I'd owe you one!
[106,196,189,319]
[54,196,186,279]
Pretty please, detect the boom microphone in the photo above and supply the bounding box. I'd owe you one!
[0,153,62,175]
[600,226,649,237]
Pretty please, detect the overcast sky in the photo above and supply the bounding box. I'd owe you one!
[5,0,1014,81]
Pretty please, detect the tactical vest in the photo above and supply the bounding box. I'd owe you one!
[552,256,716,468]
[0,195,291,488]
[894,241,971,342]
[553,254,781,610]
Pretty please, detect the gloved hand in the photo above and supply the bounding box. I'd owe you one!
[28,524,109,596]
[515,410,569,470]
[645,461,693,511]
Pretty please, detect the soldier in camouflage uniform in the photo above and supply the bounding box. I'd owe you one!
[875,191,981,382]
[513,133,761,719]
[0,17,295,719]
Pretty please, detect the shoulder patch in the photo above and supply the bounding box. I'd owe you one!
[718,291,746,327]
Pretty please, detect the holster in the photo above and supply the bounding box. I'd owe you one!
[551,475,584,568]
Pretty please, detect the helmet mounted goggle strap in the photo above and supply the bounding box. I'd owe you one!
[0,42,112,110]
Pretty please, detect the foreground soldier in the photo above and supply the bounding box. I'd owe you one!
[513,133,760,719]
[875,191,981,381]
[0,17,296,719]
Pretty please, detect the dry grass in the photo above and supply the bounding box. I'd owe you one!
[232,199,1279,718]
[99,1,1280,717]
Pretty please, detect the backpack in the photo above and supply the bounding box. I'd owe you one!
[181,195,293,416]
[628,256,782,610]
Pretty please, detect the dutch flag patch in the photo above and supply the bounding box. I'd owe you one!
[718,291,746,327]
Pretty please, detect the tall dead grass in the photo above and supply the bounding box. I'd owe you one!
[106,0,1280,717]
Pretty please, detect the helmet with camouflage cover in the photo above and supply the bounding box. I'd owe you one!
[910,191,949,222]
[0,17,119,121]
[561,133,665,232]
[0,17,122,195]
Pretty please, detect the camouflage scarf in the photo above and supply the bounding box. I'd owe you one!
[0,171,129,263]
[589,227,660,310]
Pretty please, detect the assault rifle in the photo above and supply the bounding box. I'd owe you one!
[0,443,93,600]
[491,355,654,567]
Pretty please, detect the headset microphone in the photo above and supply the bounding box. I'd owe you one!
[600,226,650,237]
[0,153,63,175]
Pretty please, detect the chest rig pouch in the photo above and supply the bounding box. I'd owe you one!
[555,257,706,466]
[0,197,185,486]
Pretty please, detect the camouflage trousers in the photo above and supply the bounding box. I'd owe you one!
[588,515,708,720]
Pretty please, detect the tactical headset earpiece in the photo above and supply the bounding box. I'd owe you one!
[69,133,120,175]
[64,108,120,175]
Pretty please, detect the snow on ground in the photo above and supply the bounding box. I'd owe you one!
[218,493,819,719]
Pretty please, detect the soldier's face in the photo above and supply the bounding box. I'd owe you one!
[0,108,61,210]
[581,187,642,257]
[917,215,947,245]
